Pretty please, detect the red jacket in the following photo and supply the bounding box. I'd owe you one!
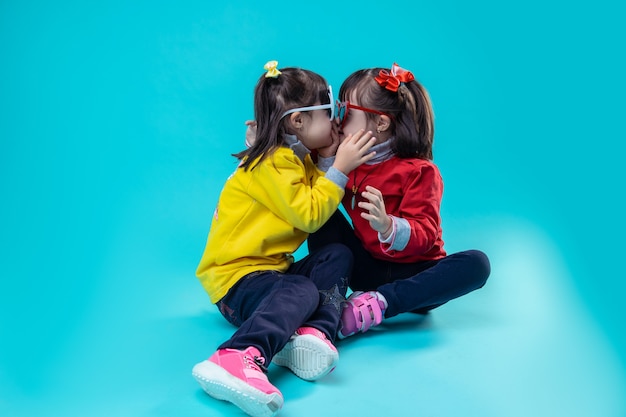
[344,156,446,263]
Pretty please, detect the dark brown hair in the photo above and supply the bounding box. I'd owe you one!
[234,67,330,170]
[339,68,435,160]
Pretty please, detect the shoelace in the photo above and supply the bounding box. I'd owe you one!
[244,354,268,373]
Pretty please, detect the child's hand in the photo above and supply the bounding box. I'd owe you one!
[332,129,376,175]
[359,185,393,237]
[317,122,340,158]
[245,120,257,147]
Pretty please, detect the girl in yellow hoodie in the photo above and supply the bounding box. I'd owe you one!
[192,61,377,417]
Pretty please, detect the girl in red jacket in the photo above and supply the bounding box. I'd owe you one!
[309,63,491,338]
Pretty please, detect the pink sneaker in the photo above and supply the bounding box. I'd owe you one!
[272,327,339,381]
[339,291,387,339]
[192,346,283,417]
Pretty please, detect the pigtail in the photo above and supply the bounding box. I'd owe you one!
[234,64,330,171]
[235,73,285,170]
[393,84,427,159]
[382,79,434,160]
[404,81,434,160]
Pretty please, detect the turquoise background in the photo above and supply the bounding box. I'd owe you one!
[1,1,625,416]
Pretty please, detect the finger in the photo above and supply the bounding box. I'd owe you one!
[361,189,381,201]
[348,129,366,143]
[358,203,382,220]
[364,185,383,198]
[358,147,377,162]
[330,127,339,144]
[357,137,377,154]
[354,130,374,146]
[357,201,374,211]
[359,192,377,205]
[348,136,376,158]
[360,212,375,222]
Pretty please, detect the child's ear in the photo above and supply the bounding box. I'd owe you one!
[377,115,392,132]
[289,112,304,129]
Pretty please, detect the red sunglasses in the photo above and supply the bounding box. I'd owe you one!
[335,101,393,129]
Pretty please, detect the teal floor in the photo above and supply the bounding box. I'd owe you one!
[2,2,626,417]
[2,218,624,417]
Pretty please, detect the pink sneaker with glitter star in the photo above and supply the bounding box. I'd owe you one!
[192,346,283,417]
[339,291,387,339]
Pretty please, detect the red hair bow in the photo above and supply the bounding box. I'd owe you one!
[374,63,415,92]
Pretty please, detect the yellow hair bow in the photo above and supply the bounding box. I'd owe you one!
[264,60,281,78]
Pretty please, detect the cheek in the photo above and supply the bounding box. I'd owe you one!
[342,117,364,135]
[324,120,333,135]
[315,120,331,137]
[342,111,370,135]
[312,120,333,144]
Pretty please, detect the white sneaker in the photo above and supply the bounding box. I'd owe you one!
[272,327,338,381]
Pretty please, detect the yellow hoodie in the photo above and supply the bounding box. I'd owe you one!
[196,146,345,303]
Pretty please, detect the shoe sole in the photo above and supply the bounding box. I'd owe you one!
[192,360,283,417]
[272,334,339,381]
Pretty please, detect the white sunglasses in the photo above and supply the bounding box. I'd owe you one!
[280,85,335,120]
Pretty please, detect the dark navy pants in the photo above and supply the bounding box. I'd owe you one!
[308,211,490,319]
[216,243,352,361]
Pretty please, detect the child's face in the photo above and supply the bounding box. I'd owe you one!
[298,108,334,150]
[339,92,379,141]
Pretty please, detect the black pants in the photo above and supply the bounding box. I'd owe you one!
[216,243,352,361]
[308,211,490,318]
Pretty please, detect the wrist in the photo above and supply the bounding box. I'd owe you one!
[381,216,393,238]
[331,162,349,176]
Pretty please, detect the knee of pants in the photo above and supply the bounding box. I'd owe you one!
[321,243,354,269]
[468,249,491,288]
[279,275,320,314]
